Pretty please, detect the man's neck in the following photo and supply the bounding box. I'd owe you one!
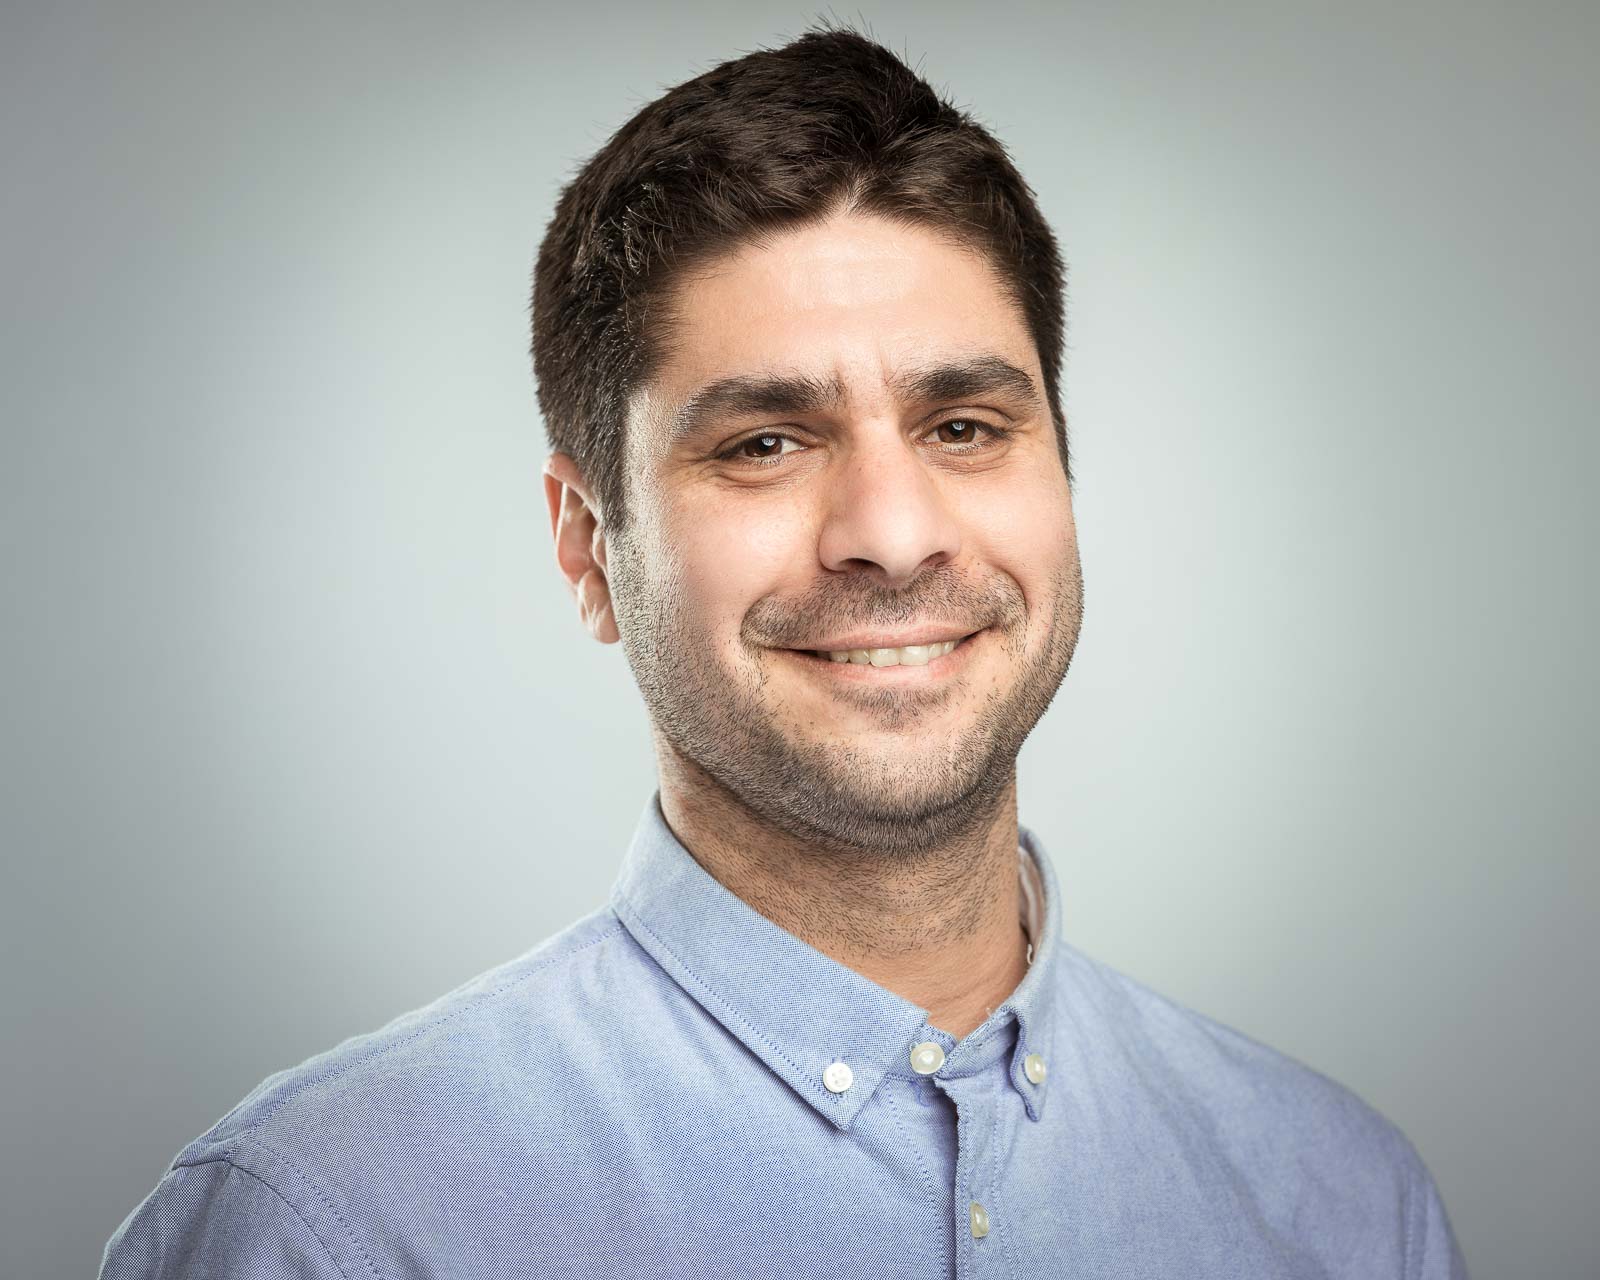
[657,762,1031,1040]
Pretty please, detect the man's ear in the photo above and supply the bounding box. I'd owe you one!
[542,453,620,645]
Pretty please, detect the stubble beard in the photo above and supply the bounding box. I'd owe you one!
[608,531,1084,858]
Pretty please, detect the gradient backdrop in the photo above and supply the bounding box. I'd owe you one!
[3,3,1596,1277]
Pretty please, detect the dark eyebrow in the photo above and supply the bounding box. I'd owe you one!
[668,371,846,449]
[666,353,1043,451]
[889,354,1043,410]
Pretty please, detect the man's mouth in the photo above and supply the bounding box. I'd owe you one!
[784,629,985,668]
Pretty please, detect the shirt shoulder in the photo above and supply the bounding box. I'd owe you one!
[180,906,639,1162]
[1052,941,1466,1278]
[1058,940,1396,1137]
[105,906,663,1277]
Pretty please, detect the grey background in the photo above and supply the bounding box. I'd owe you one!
[2,2,1595,1277]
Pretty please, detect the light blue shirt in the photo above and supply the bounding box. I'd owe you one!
[101,790,1467,1278]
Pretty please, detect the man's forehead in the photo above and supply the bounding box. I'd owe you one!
[631,350,1045,454]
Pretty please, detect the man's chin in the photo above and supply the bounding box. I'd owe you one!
[752,749,1005,836]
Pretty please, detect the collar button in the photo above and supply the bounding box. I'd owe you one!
[909,1041,946,1075]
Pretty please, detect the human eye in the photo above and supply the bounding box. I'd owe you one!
[715,431,806,467]
[713,419,1009,470]
[923,418,1011,453]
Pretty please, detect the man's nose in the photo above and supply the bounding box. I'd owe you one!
[815,426,963,587]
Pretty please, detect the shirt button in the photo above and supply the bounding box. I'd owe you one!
[1023,1052,1048,1085]
[909,1042,946,1075]
[969,1201,991,1238]
[822,1061,854,1094]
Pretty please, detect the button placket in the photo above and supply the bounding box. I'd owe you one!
[935,1068,998,1274]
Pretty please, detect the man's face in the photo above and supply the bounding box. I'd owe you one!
[606,209,1083,853]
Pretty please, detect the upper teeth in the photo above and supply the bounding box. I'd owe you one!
[819,638,962,667]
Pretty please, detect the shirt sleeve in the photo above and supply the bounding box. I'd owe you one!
[99,1158,349,1280]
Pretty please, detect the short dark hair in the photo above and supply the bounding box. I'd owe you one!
[531,25,1070,537]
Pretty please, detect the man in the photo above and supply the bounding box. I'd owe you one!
[101,26,1467,1279]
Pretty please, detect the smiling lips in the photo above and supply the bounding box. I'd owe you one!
[783,628,982,669]
[816,638,961,666]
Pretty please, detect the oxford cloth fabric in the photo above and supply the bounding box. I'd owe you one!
[100,790,1468,1278]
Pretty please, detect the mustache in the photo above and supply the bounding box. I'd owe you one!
[745,571,1019,649]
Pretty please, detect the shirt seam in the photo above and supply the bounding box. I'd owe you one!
[239,924,625,1140]
[171,1154,366,1280]
[246,1133,387,1279]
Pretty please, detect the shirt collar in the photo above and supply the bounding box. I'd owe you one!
[609,789,1063,1130]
